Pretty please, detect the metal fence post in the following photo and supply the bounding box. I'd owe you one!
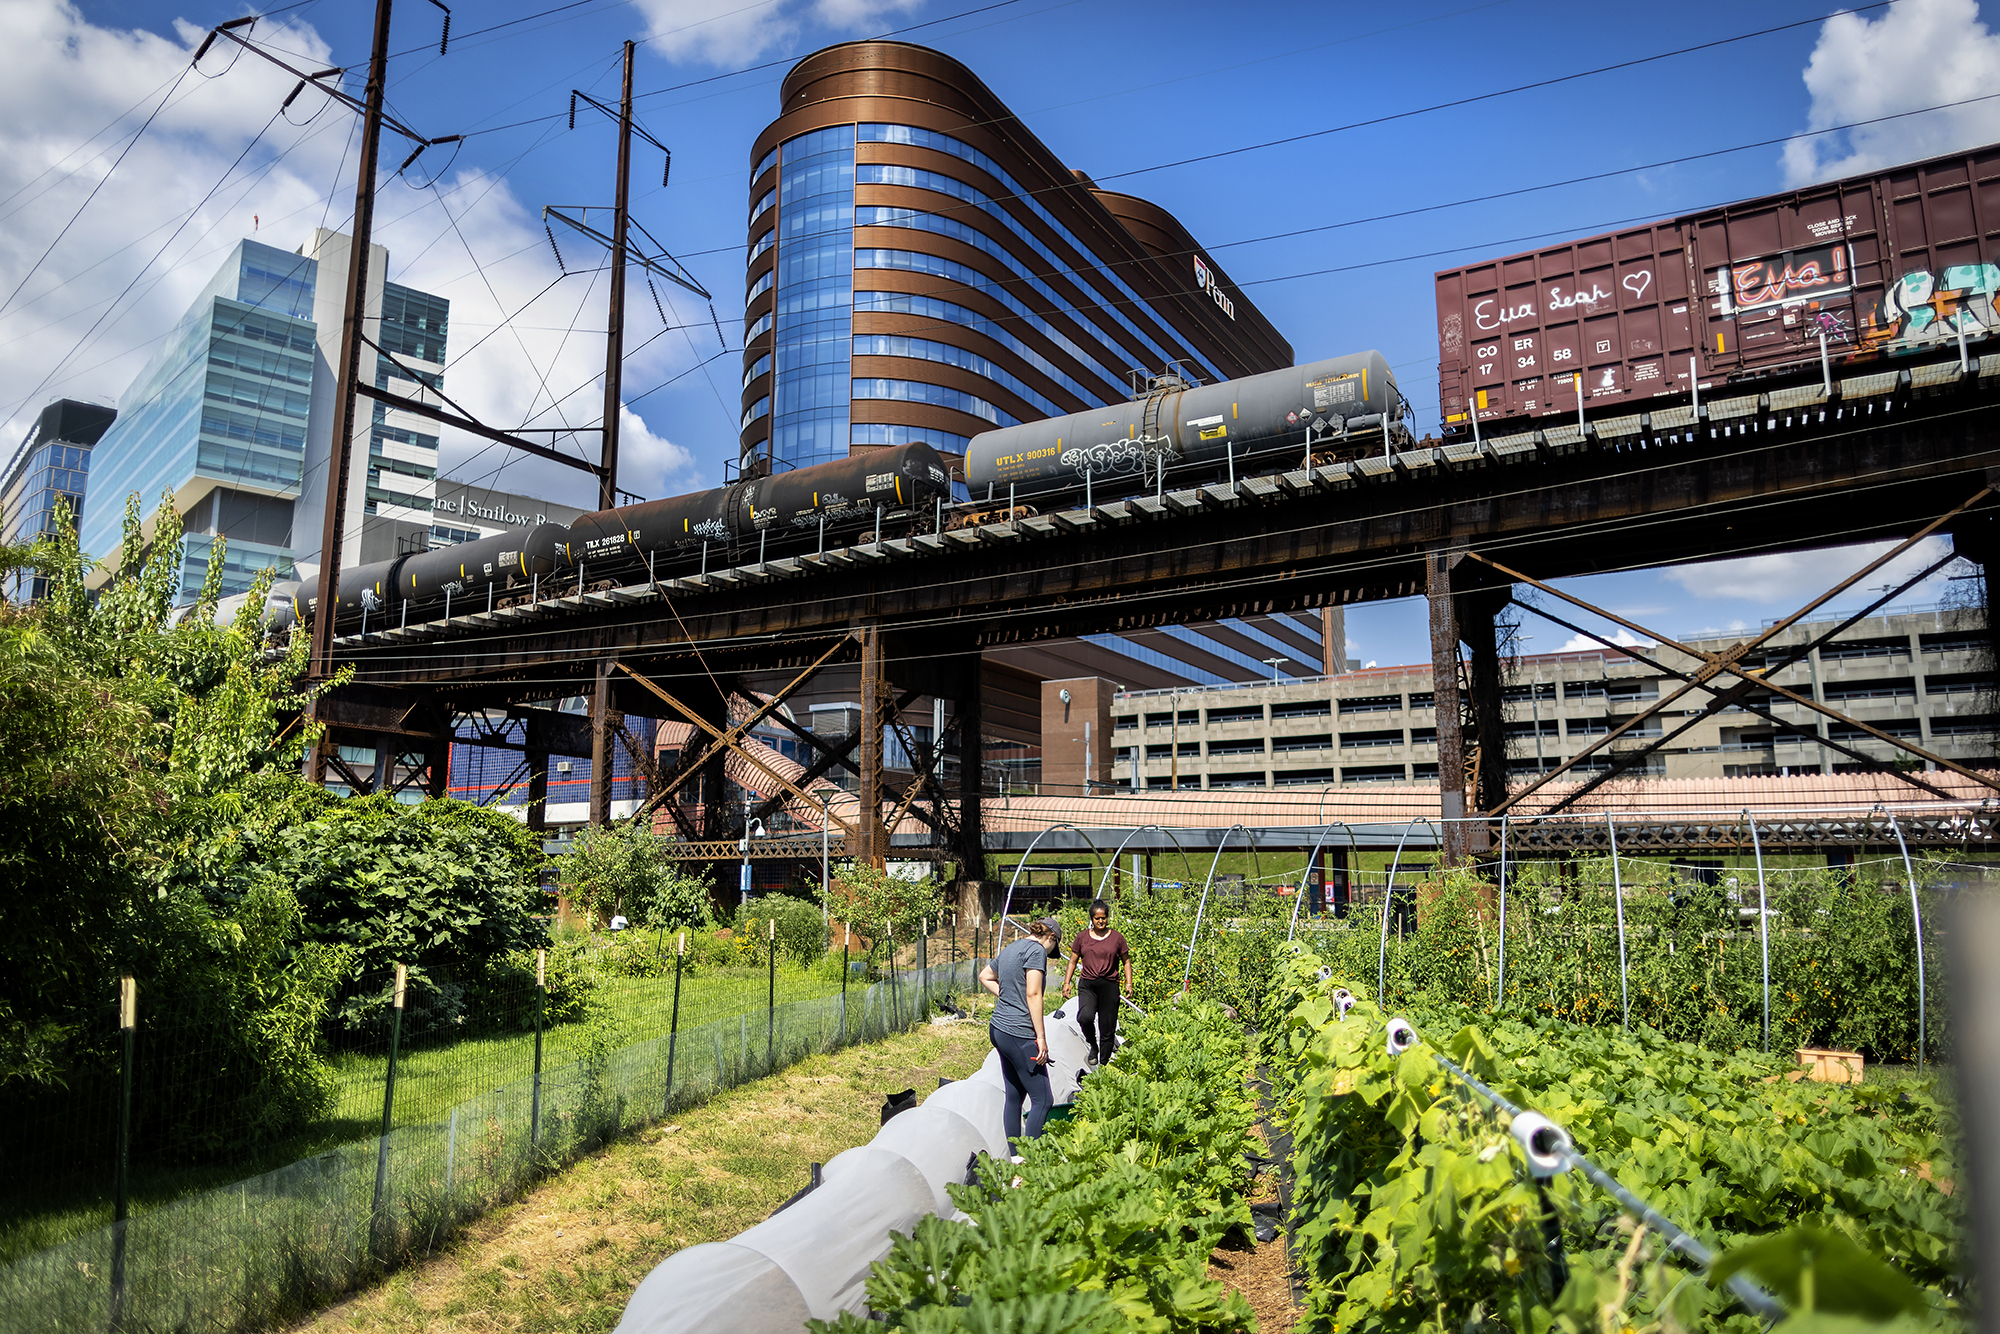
[839,931,849,1044]
[665,934,684,1113]
[920,917,929,1016]
[887,924,898,1031]
[1888,813,1927,1068]
[530,950,546,1151]
[1746,809,1771,1052]
[1377,820,1421,1002]
[108,976,136,1334]
[370,962,407,1257]
[1497,814,1510,1009]
[766,918,776,1070]
[1607,816,1629,1031]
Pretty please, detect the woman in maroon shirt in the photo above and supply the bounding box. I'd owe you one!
[1061,899,1131,1068]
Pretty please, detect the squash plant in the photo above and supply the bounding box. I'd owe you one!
[815,1000,1260,1333]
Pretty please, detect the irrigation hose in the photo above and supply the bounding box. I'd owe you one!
[1385,1016,1789,1322]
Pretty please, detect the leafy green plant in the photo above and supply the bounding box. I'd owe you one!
[1262,948,1966,1334]
[819,1000,1259,1334]
[269,794,550,1036]
[834,863,945,942]
[560,819,714,929]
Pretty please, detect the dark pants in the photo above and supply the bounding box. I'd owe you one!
[989,1024,1050,1142]
[1076,977,1120,1064]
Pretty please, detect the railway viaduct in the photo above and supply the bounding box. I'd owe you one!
[311,359,2000,868]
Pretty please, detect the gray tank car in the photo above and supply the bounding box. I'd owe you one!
[964,352,1403,499]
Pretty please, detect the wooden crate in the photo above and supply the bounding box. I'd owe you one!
[1797,1047,1864,1083]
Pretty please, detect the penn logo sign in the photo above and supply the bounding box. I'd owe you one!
[1192,255,1236,320]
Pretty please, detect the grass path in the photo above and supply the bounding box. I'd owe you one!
[294,1006,998,1333]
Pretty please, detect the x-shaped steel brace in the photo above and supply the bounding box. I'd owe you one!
[617,663,859,838]
[645,638,848,811]
[1520,598,1957,808]
[1477,484,1997,814]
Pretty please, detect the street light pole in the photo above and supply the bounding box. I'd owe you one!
[738,797,766,909]
[1262,656,1289,682]
[1170,690,1179,791]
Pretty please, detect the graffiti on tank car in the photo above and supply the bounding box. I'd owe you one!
[1721,242,1852,313]
[1859,263,2000,355]
[690,517,727,541]
[1473,297,1536,331]
[1060,438,1160,476]
[1546,282,1612,312]
[866,472,895,490]
[753,506,777,526]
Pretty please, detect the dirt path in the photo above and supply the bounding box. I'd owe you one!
[295,1016,995,1334]
[1209,1123,1298,1333]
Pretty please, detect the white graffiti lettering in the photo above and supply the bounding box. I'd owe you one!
[1473,297,1536,331]
[1547,282,1612,312]
[1622,270,1653,300]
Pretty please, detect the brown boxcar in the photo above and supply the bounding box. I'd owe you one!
[1436,143,2000,434]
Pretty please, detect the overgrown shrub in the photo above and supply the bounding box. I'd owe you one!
[268,793,549,1038]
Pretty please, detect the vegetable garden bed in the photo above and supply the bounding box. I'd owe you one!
[813,925,1963,1334]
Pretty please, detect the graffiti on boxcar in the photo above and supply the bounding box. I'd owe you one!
[1859,264,2000,355]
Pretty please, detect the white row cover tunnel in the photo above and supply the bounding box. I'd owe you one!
[614,1004,1096,1332]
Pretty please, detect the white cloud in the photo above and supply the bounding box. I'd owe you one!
[0,0,728,534]
[1782,0,2000,185]
[0,0,340,441]
[1555,628,1651,652]
[1660,537,1958,606]
[633,0,928,67]
[618,403,698,487]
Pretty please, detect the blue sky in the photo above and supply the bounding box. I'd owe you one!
[3,0,1996,665]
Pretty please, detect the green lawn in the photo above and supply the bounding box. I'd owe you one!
[0,962,846,1265]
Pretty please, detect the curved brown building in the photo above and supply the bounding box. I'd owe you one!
[741,41,1294,477]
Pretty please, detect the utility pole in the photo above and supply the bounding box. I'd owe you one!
[598,39,634,512]
[308,0,394,684]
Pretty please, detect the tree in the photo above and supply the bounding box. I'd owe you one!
[832,862,945,944]
[0,498,349,1157]
[561,819,714,930]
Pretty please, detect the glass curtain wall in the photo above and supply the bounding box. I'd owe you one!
[769,125,856,472]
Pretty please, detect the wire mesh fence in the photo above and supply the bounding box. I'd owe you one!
[0,924,980,1334]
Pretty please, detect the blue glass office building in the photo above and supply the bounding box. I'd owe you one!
[81,234,449,601]
[0,399,117,600]
[740,44,1340,691]
[742,43,1293,482]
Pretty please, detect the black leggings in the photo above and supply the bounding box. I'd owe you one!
[1076,977,1120,1063]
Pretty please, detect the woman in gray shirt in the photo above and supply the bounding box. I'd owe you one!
[978,918,1059,1142]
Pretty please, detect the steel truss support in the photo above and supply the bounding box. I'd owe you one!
[1460,582,1513,820]
[1479,484,2000,817]
[616,663,858,842]
[1427,546,1473,864]
[624,639,851,834]
[954,651,987,900]
[589,659,617,827]
[857,623,886,868]
[1514,592,1960,807]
